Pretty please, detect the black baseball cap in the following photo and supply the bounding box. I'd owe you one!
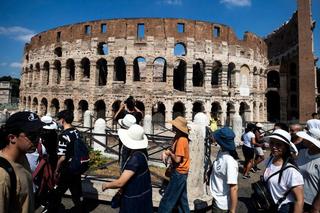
[6,111,43,134]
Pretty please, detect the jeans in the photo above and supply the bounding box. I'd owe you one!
[278,202,294,213]
[158,170,190,213]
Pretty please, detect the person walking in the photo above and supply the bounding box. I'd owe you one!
[296,128,320,212]
[158,116,190,213]
[252,123,265,172]
[265,129,304,212]
[0,111,43,213]
[102,124,152,213]
[48,110,84,212]
[209,127,238,213]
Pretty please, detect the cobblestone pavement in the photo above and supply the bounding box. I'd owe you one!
[36,146,269,213]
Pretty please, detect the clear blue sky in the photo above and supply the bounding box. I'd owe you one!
[0,0,319,78]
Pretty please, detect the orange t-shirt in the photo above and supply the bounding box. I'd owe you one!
[172,137,190,174]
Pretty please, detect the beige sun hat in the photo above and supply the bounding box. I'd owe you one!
[118,124,148,150]
[296,128,320,150]
[267,129,298,154]
[170,116,189,134]
[118,114,136,129]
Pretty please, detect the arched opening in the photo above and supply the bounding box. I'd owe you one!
[27,96,31,110]
[211,61,222,86]
[192,60,204,87]
[23,97,27,109]
[43,61,50,85]
[64,99,74,112]
[267,70,280,88]
[174,43,187,56]
[226,102,235,126]
[152,102,166,127]
[50,98,60,117]
[266,91,280,122]
[211,102,222,118]
[173,60,186,91]
[81,58,90,79]
[172,102,186,119]
[97,42,109,55]
[239,102,250,123]
[40,98,48,116]
[54,60,61,84]
[192,101,204,120]
[78,100,89,122]
[66,59,75,81]
[35,63,40,81]
[114,57,126,82]
[240,65,250,87]
[97,58,108,86]
[227,63,235,87]
[54,47,62,57]
[133,57,146,82]
[111,100,122,124]
[32,97,38,112]
[94,100,106,119]
[153,58,167,82]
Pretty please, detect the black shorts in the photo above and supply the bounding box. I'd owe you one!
[242,145,254,161]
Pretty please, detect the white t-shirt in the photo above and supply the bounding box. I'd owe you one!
[307,119,320,129]
[243,131,255,148]
[296,149,320,205]
[209,151,238,210]
[263,158,304,208]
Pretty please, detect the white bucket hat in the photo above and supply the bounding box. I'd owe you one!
[296,128,320,150]
[267,129,298,154]
[118,124,148,150]
[256,123,263,128]
[41,115,58,130]
[118,114,136,129]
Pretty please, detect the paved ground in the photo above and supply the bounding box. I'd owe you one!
[36,146,269,213]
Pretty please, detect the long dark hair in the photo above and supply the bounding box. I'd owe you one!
[277,142,298,183]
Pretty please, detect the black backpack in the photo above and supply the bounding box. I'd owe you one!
[68,136,90,174]
[0,156,16,210]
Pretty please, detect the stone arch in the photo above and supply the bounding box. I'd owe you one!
[133,57,146,82]
[172,101,186,119]
[173,59,186,91]
[54,60,62,84]
[267,70,280,88]
[211,61,222,86]
[97,42,109,55]
[226,102,235,126]
[240,64,250,87]
[43,61,50,85]
[174,42,187,56]
[266,91,280,122]
[227,62,235,87]
[40,98,48,116]
[54,47,62,57]
[78,100,89,122]
[64,99,74,112]
[211,102,222,117]
[66,59,75,81]
[27,96,31,110]
[152,101,166,127]
[259,103,263,122]
[81,57,90,79]
[192,101,204,120]
[23,97,27,109]
[94,100,106,119]
[135,100,145,114]
[114,57,126,82]
[50,98,60,117]
[239,102,250,123]
[97,58,108,86]
[153,57,167,82]
[35,63,40,81]
[32,97,38,112]
[192,59,205,87]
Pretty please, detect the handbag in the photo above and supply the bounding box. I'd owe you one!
[165,164,173,178]
[251,163,298,212]
[111,189,122,208]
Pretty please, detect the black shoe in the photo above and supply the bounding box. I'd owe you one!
[254,166,261,171]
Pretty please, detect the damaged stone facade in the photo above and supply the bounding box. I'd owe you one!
[19,0,316,125]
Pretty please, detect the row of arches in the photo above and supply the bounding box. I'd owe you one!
[22,57,266,92]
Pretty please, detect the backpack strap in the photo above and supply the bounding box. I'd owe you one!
[0,156,17,210]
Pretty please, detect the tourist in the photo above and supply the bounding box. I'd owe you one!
[158,116,190,213]
[102,124,152,213]
[265,129,304,212]
[209,127,238,213]
[306,112,320,130]
[209,112,218,132]
[252,123,265,172]
[296,128,320,212]
[0,111,43,213]
[242,123,261,179]
[289,123,305,150]
[47,110,84,212]
[114,96,143,124]
[274,122,289,132]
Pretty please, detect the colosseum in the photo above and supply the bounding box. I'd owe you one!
[19,0,317,126]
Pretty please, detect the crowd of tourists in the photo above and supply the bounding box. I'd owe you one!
[1,99,320,213]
